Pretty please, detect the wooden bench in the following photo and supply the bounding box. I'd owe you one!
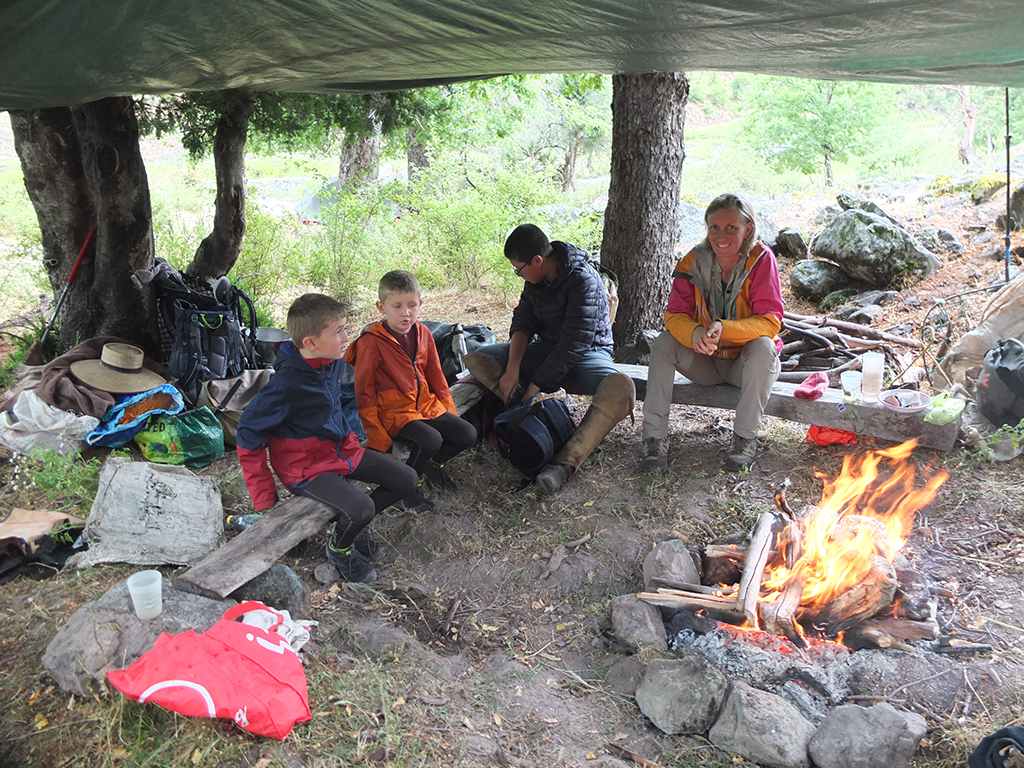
[617,363,960,452]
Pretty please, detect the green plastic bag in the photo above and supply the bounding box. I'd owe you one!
[134,406,225,468]
[923,391,966,426]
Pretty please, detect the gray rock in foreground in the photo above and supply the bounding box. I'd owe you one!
[42,579,233,696]
[808,702,925,768]
[610,594,668,652]
[709,681,815,768]
[635,655,728,735]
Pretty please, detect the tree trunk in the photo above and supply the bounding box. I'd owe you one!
[338,124,381,190]
[823,152,834,187]
[956,85,979,166]
[11,97,157,352]
[188,91,256,278]
[407,128,429,180]
[560,136,579,192]
[600,73,688,348]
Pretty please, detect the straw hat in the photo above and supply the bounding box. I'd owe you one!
[70,343,168,394]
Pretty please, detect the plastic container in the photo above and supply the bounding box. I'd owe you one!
[879,389,933,414]
[126,570,163,620]
[226,513,264,532]
[840,370,862,403]
[861,352,885,404]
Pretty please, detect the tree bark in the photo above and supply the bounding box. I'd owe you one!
[11,98,157,351]
[600,73,688,348]
[560,136,579,192]
[407,128,430,181]
[338,123,381,190]
[188,91,256,278]
[955,85,979,166]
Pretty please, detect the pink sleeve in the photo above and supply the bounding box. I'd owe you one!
[747,248,784,320]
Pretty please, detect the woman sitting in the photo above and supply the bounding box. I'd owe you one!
[641,192,784,472]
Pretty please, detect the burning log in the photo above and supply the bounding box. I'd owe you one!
[842,617,939,650]
[702,543,746,586]
[759,521,806,646]
[805,553,897,636]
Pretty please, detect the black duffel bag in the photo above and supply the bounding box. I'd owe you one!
[421,320,497,385]
[977,337,1024,428]
[493,395,577,479]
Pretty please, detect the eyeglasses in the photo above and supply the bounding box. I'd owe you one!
[512,260,529,277]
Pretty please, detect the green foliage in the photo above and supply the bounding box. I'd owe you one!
[8,448,113,514]
[743,77,892,184]
[232,201,304,316]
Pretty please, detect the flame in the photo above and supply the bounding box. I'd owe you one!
[762,439,947,611]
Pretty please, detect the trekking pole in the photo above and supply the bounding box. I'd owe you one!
[40,226,95,347]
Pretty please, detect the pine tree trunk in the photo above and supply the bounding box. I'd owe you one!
[188,91,256,278]
[600,73,689,348]
[956,85,979,166]
[11,97,157,352]
[338,125,381,190]
[407,129,429,180]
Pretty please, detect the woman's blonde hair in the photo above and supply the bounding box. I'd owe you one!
[700,192,759,257]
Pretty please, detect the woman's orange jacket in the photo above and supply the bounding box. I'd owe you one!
[344,320,456,452]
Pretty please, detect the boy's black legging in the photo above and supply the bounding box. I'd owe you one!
[295,451,417,549]
[395,412,478,476]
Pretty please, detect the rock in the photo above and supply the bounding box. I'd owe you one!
[812,210,941,288]
[774,228,809,260]
[330,614,423,659]
[610,594,668,652]
[839,304,883,325]
[848,290,898,307]
[981,242,1005,261]
[972,231,996,246]
[229,563,311,618]
[938,228,966,253]
[812,205,841,228]
[835,192,903,228]
[678,201,707,248]
[604,655,645,697]
[820,289,859,312]
[635,654,728,735]
[708,681,815,768]
[642,539,700,591]
[808,702,923,768]
[790,259,850,302]
[71,458,225,568]
[313,562,338,585]
[42,579,233,696]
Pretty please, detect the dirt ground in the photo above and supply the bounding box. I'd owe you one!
[2,187,1024,768]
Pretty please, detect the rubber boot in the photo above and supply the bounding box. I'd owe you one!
[552,371,636,472]
[464,352,506,399]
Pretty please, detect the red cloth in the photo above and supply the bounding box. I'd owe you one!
[107,601,310,740]
[794,371,829,400]
[806,425,858,446]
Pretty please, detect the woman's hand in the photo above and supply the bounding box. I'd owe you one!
[692,320,722,356]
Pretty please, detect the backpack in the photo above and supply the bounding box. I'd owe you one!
[196,368,276,446]
[977,338,1024,428]
[492,395,577,478]
[587,259,619,325]
[151,263,261,405]
[420,321,498,384]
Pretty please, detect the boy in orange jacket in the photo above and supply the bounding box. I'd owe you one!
[345,270,478,510]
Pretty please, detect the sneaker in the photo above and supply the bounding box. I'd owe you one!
[535,462,573,493]
[325,539,377,583]
[723,434,757,472]
[353,529,384,561]
[641,436,669,471]
[400,490,435,513]
[422,461,457,492]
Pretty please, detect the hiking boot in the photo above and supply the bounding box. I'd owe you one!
[422,461,457,492]
[400,490,435,513]
[325,539,377,583]
[535,462,573,493]
[641,436,669,471]
[353,529,384,561]
[723,434,757,472]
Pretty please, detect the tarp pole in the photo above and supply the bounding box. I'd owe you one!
[1006,87,1012,283]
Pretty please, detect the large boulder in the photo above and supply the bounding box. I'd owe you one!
[812,210,941,288]
[789,259,850,302]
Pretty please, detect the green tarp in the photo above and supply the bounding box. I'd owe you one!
[2,0,1024,109]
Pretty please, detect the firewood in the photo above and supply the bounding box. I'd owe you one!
[759,521,806,646]
[738,512,776,627]
[784,312,923,349]
[635,590,745,623]
[843,617,939,650]
[805,554,898,635]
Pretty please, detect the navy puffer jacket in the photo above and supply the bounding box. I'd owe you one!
[509,241,613,392]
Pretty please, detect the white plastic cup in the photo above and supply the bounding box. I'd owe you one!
[126,570,163,620]
[861,352,885,404]
[840,370,862,403]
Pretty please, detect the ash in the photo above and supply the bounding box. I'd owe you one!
[670,624,856,724]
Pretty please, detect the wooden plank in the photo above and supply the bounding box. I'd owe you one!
[618,363,960,452]
[171,496,334,599]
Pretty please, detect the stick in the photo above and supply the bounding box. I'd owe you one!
[604,743,667,768]
[737,512,775,627]
[784,312,923,349]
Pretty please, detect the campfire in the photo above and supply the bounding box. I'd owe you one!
[641,440,953,651]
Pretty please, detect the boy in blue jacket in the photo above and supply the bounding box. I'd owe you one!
[236,293,418,583]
